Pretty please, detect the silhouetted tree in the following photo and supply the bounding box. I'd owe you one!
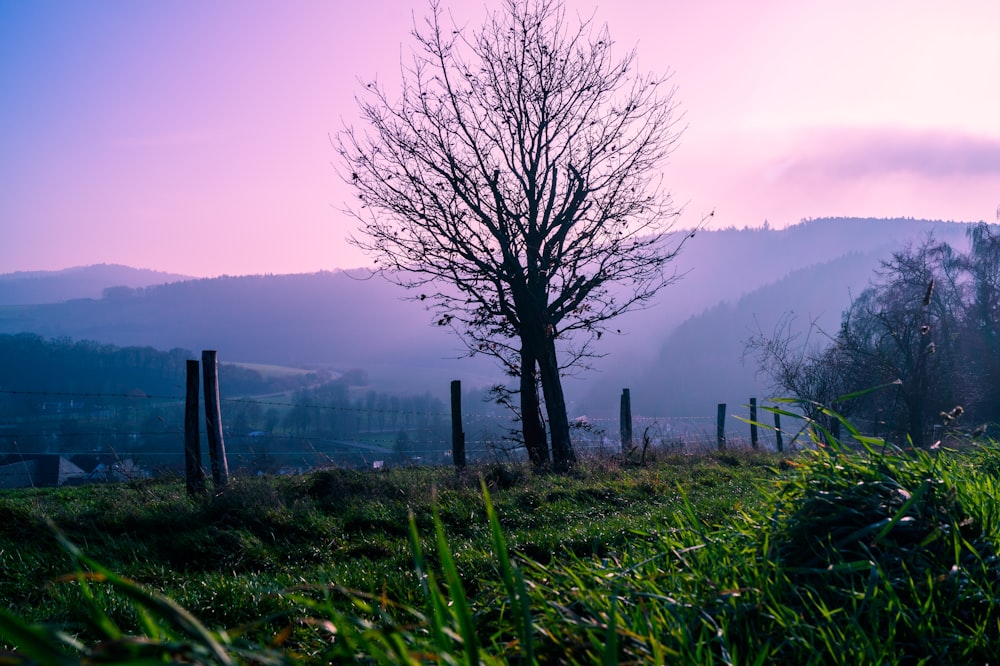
[955,223,1000,424]
[339,0,690,470]
[743,313,855,436]
[835,239,964,446]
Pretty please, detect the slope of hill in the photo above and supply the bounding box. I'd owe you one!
[0,264,191,305]
[0,270,497,395]
[0,218,977,408]
[570,218,972,414]
[620,251,881,418]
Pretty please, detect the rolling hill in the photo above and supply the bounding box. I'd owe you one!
[0,218,979,417]
[0,264,190,306]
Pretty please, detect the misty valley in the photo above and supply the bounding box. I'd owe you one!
[0,217,986,488]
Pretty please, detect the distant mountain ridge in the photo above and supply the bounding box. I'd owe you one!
[622,251,884,418]
[0,218,982,414]
[0,269,497,395]
[0,264,191,306]
[571,217,974,414]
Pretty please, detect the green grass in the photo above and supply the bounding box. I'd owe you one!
[1,438,998,664]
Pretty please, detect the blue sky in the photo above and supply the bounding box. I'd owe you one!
[2,0,998,276]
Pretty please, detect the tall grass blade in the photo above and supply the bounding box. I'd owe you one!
[833,380,903,404]
[602,590,619,666]
[0,608,78,666]
[61,570,124,641]
[432,504,480,664]
[872,480,926,545]
[481,479,534,665]
[407,510,449,654]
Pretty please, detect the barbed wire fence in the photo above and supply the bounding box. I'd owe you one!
[0,386,790,489]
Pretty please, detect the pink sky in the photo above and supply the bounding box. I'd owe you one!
[2,0,998,277]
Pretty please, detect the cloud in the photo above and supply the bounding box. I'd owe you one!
[775,128,1000,181]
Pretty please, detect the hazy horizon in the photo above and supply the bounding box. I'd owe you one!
[0,218,978,417]
[1,217,989,281]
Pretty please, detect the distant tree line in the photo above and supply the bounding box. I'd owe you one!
[748,223,1000,447]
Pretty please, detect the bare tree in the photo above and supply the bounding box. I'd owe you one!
[338,0,688,471]
[743,313,852,428]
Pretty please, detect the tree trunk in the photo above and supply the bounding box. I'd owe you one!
[520,347,550,469]
[537,335,575,472]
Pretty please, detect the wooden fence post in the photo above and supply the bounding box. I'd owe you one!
[774,411,784,452]
[451,380,466,469]
[717,403,726,450]
[620,388,633,453]
[202,350,229,490]
[184,360,205,495]
[750,397,758,449]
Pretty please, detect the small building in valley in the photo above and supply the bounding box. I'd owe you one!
[0,454,88,489]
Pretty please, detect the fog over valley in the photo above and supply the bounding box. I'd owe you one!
[0,218,975,420]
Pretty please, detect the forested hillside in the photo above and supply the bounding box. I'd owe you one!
[0,218,980,420]
[621,251,883,416]
[0,271,496,394]
[0,264,189,305]
[0,333,315,397]
[0,334,459,479]
[575,218,973,415]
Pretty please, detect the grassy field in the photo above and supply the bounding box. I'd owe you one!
[1,435,998,664]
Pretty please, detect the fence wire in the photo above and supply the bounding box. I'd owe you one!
[0,389,793,488]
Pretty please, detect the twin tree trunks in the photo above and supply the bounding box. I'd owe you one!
[183,350,229,495]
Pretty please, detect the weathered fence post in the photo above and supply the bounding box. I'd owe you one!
[620,388,633,453]
[184,360,205,495]
[774,411,784,452]
[450,380,466,469]
[717,403,726,450]
[202,350,229,490]
[750,397,758,449]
